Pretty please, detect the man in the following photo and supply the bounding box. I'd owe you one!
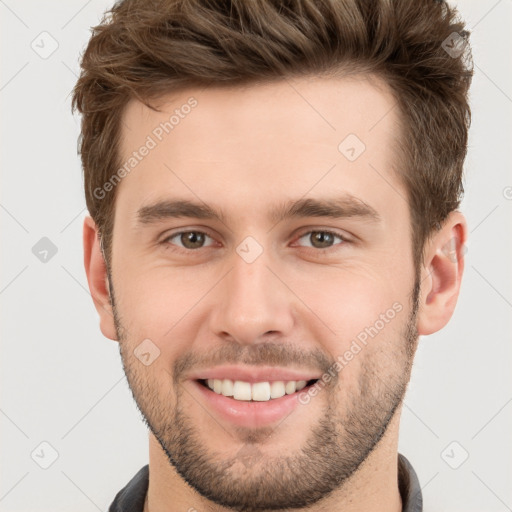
[72,0,472,510]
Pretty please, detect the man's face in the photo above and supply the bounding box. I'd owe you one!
[109,75,420,510]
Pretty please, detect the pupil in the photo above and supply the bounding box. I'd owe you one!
[312,231,333,248]
[182,231,204,249]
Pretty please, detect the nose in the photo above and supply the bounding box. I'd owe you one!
[209,244,295,346]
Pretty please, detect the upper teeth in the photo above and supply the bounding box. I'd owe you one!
[206,379,308,401]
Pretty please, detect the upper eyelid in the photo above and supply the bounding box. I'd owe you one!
[294,228,348,240]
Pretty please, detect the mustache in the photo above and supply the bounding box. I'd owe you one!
[173,342,335,381]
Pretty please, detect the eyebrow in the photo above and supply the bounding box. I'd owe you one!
[136,195,381,226]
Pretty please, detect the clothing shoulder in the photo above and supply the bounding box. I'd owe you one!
[398,453,423,512]
[109,465,149,512]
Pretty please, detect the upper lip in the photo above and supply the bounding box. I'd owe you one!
[187,365,322,384]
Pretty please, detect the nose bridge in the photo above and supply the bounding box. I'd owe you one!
[210,242,293,344]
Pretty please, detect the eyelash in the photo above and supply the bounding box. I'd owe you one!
[160,229,349,254]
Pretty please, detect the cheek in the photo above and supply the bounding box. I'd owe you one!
[114,267,215,350]
[292,264,411,381]
[297,263,408,329]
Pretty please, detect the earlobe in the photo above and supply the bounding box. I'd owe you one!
[83,216,118,341]
[416,211,468,336]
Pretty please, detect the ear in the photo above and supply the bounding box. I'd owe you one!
[416,211,468,336]
[83,216,118,341]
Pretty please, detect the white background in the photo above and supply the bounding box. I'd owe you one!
[1,1,511,511]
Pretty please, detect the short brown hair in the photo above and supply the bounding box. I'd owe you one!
[71,0,473,269]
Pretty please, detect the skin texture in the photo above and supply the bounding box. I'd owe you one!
[84,75,467,512]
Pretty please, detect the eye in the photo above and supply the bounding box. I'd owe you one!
[294,230,347,250]
[160,228,349,253]
[162,230,216,250]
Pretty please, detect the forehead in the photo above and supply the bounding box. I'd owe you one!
[116,75,406,225]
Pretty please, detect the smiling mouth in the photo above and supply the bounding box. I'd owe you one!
[197,378,319,402]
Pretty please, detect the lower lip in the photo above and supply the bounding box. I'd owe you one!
[190,380,312,428]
